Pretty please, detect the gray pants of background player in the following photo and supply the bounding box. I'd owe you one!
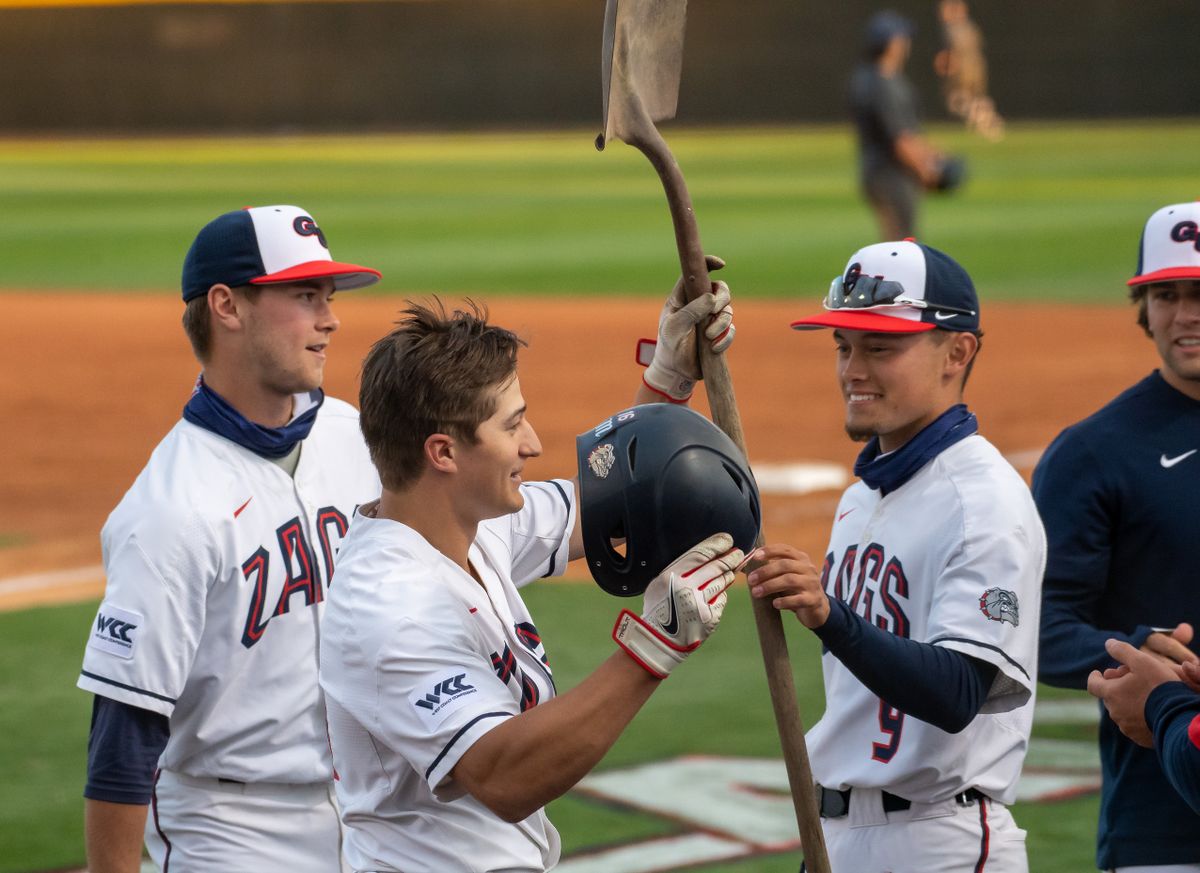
[863,167,920,241]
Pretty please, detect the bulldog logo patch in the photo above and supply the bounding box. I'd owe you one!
[979,587,1019,626]
[587,444,617,479]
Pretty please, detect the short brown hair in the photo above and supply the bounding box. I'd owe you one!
[1129,284,1151,336]
[181,284,261,362]
[359,298,526,492]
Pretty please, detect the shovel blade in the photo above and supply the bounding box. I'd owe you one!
[598,0,687,149]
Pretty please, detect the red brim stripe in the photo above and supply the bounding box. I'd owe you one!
[251,260,382,290]
[1127,266,1200,287]
[789,311,935,333]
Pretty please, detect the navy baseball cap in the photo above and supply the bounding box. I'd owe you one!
[864,10,915,54]
[181,205,381,302]
[791,240,980,334]
[1128,200,1200,287]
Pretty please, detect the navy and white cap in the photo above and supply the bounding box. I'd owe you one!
[1128,200,1200,288]
[181,205,381,302]
[791,240,980,334]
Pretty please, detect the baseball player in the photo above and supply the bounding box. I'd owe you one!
[318,290,744,873]
[748,240,1045,872]
[849,12,961,241]
[1088,639,1200,816]
[77,205,382,872]
[1034,201,1200,871]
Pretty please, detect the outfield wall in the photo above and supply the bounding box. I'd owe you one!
[0,0,1196,133]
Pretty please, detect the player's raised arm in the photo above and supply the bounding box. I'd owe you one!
[451,533,741,821]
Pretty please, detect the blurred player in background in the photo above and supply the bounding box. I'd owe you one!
[1035,201,1200,871]
[77,205,381,872]
[318,282,746,873]
[849,10,964,241]
[751,239,1044,872]
[934,0,1005,140]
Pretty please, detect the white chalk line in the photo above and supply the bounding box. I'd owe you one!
[0,564,105,596]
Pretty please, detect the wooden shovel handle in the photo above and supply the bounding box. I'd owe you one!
[626,123,831,873]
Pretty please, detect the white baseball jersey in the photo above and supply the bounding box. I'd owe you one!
[806,434,1046,806]
[78,396,380,784]
[319,479,576,873]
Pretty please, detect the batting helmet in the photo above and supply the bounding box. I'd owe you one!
[576,404,761,597]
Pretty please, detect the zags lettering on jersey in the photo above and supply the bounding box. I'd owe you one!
[825,542,913,762]
[238,509,350,649]
[826,542,911,637]
[490,643,542,712]
[515,621,550,668]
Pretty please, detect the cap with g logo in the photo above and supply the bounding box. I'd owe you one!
[1128,201,1200,287]
[181,205,381,302]
[791,240,980,334]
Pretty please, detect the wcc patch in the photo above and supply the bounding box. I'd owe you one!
[87,603,143,659]
[979,587,1019,626]
[409,670,481,728]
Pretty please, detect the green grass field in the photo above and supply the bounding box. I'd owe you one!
[3,119,1191,871]
[0,119,1196,300]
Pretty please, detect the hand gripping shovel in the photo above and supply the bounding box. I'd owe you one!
[597,3,830,869]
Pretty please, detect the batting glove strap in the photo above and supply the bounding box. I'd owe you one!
[613,609,696,679]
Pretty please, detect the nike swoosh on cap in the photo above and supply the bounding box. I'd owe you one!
[933,311,958,321]
[1160,449,1198,469]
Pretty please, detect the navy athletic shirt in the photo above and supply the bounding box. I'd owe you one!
[1033,371,1200,869]
[1145,682,1200,816]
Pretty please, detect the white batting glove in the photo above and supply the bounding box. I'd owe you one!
[613,533,744,679]
[638,256,736,402]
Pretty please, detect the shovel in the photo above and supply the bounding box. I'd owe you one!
[597,2,830,870]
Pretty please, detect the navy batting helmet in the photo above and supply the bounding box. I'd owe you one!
[576,404,761,597]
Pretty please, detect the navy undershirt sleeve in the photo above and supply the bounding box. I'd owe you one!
[1145,682,1200,815]
[84,695,170,805]
[815,598,999,734]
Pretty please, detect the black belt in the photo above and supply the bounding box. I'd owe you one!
[816,785,984,818]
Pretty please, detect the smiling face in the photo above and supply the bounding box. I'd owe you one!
[1145,280,1200,401]
[453,375,543,521]
[833,328,976,452]
[239,278,340,397]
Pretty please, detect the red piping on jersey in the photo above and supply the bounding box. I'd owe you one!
[973,796,990,872]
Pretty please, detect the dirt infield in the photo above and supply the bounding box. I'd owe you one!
[0,292,1160,611]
